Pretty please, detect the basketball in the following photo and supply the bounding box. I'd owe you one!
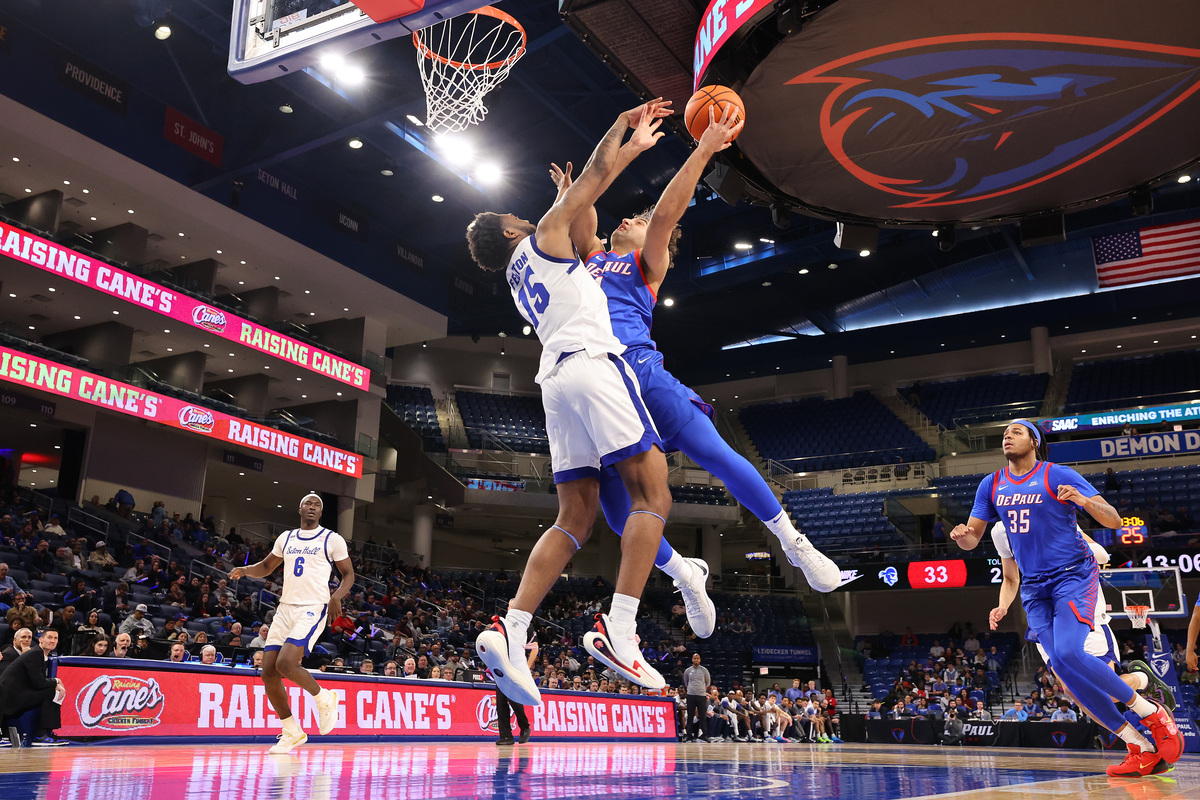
[685,85,745,142]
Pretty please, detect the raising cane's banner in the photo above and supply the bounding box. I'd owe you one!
[54,659,676,741]
[0,220,368,390]
[0,345,362,478]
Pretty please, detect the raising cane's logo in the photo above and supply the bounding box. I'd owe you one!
[77,675,165,730]
[178,405,216,433]
[475,695,517,733]
[191,304,227,333]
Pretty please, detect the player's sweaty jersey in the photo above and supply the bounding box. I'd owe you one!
[971,461,1099,577]
[584,248,657,352]
[270,526,348,606]
[506,235,624,384]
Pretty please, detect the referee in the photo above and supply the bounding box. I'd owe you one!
[683,652,710,741]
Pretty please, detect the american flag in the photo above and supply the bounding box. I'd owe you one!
[1092,218,1200,288]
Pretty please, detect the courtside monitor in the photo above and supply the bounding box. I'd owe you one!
[228,0,482,84]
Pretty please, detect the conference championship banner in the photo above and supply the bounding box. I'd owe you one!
[0,220,368,390]
[0,346,362,477]
[55,661,676,741]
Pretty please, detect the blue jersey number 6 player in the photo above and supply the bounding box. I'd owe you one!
[952,419,1183,777]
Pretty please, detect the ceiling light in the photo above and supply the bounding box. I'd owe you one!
[734,242,753,250]
[858,250,870,257]
[759,238,775,244]
[309,312,316,316]
[228,368,234,372]
[438,134,474,166]
[1081,349,1087,353]
[343,307,349,312]
[304,289,310,294]
[336,391,343,396]
[274,276,281,280]
[320,53,346,71]
[277,505,283,509]
[263,366,269,369]
[7,292,14,298]
[10,157,16,162]
[1117,345,1122,349]
[498,331,507,338]
[73,315,81,320]
[522,325,531,336]
[406,114,424,126]
[279,103,293,114]
[500,347,506,356]
[348,137,363,149]
[240,260,246,265]
[63,180,70,185]
[153,21,172,40]
[431,195,444,203]
[476,162,502,184]
[54,445,60,449]
[662,297,675,307]
[1178,174,1192,184]
[228,353,235,357]
[24,188,31,193]
[296,377,302,381]
[48,287,55,292]
[798,268,809,275]
[90,217,96,221]
[164,329,170,333]
[82,189,89,194]
[761,281,772,287]
[178,232,185,237]
[166,348,173,352]
[28,325,35,330]
[204,343,210,347]
[337,65,365,86]
[127,209,134,214]
[1153,340,1159,344]
[301,394,307,398]
[380,165,394,177]
[216,250,223,254]
[238,281,244,285]
[112,310,120,315]
[828,263,838,270]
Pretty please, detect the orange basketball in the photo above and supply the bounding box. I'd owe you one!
[684,85,745,142]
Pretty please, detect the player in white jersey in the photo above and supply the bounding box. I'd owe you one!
[466,99,675,706]
[230,493,355,754]
[989,521,1176,719]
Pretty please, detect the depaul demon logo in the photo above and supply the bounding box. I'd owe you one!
[786,34,1200,209]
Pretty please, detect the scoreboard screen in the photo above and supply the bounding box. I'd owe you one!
[837,558,1003,591]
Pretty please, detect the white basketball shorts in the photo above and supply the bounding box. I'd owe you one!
[543,352,661,483]
[265,603,328,655]
[1036,621,1119,667]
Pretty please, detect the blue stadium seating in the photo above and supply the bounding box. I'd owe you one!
[782,487,911,556]
[740,391,935,473]
[670,485,733,506]
[386,384,446,452]
[456,391,550,454]
[1065,349,1200,414]
[857,631,1017,701]
[902,372,1048,429]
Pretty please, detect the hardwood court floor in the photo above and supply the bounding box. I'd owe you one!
[1,742,1197,800]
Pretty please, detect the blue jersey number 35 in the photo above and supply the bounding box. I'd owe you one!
[517,266,549,328]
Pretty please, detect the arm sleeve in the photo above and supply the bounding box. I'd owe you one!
[1049,464,1101,499]
[970,473,999,522]
[329,534,350,563]
[989,522,1014,559]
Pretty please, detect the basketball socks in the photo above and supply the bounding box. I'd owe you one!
[1117,724,1156,753]
[1128,694,1158,719]
[608,593,640,637]
[281,715,302,737]
[1128,672,1150,692]
[659,550,693,581]
[504,608,533,653]
[764,510,799,542]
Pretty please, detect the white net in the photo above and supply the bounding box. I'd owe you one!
[413,8,526,134]
[1126,605,1150,629]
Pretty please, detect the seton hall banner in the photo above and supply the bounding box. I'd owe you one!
[0,220,368,391]
[54,659,676,742]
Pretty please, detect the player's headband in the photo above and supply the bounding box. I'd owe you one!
[299,493,323,507]
[1010,419,1041,447]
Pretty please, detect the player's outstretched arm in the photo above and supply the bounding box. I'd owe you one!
[643,105,743,285]
[229,553,283,581]
[537,100,669,258]
[327,556,355,622]
[990,557,1020,630]
[950,518,988,550]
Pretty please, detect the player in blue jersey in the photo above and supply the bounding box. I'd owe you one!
[466,100,683,705]
[953,420,1183,777]
[548,105,839,598]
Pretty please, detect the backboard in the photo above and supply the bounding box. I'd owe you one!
[1099,566,1186,620]
[228,0,485,84]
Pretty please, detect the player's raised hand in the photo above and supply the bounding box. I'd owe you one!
[549,161,573,192]
[628,114,665,153]
[1057,485,1085,506]
[988,605,1007,631]
[622,97,672,128]
[697,104,744,154]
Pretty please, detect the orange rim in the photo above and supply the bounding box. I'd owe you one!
[413,6,527,72]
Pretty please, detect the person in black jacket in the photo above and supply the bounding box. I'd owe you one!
[0,628,68,746]
[0,627,33,676]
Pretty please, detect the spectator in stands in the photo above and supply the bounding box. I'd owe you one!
[199,645,218,665]
[402,657,418,678]
[88,541,116,570]
[785,678,805,703]
[360,659,375,675]
[867,700,884,719]
[24,540,55,580]
[88,636,110,657]
[219,622,244,647]
[1050,700,1078,722]
[111,632,132,658]
[248,624,269,649]
[114,488,136,517]
[166,642,189,662]
[1025,691,1046,720]
[41,514,65,538]
[900,627,918,647]
[941,661,958,684]
[119,604,155,639]
[15,524,38,555]
[0,563,23,608]
[0,628,67,746]
[963,631,980,653]
[74,610,106,650]
[0,627,32,672]
[383,661,398,677]
[47,605,76,639]
[928,639,945,660]
[1002,700,1028,721]
[63,580,97,615]
[104,582,132,619]
[157,614,187,640]
[5,593,38,630]
[232,596,257,628]
[1105,468,1122,493]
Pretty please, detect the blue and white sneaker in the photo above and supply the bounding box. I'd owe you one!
[476,616,541,707]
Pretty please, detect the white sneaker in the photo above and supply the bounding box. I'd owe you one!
[268,728,308,754]
[583,613,666,690]
[476,616,542,707]
[782,533,841,592]
[673,558,716,639]
[316,689,338,735]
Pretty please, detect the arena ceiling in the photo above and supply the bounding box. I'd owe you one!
[0,0,1197,387]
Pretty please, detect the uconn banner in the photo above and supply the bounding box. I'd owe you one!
[53,659,675,742]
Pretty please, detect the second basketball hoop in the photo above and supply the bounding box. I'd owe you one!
[413,6,527,134]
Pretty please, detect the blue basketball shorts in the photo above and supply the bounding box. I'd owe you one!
[1021,556,1101,642]
[626,347,715,446]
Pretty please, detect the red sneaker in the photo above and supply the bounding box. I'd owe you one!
[1140,701,1184,764]
[1106,744,1163,778]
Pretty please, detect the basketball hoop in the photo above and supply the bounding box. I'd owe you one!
[413,6,526,134]
[1126,604,1151,629]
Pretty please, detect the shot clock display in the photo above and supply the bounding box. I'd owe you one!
[1116,516,1150,547]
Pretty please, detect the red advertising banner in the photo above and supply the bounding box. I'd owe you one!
[693,0,774,90]
[164,106,224,166]
[0,346,363,478]
[55,660,676,741]
[0,219,368,390]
